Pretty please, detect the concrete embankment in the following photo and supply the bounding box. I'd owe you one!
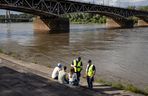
[0,53,143,96]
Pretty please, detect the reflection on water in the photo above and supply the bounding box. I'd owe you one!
[0,23,148,89]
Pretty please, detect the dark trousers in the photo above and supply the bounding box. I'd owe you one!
[54,76,58,80]
[87,76,94,89]
[76,72,81,83]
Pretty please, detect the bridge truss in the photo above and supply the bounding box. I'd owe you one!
[0,0,148,20]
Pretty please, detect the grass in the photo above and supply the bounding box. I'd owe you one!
[96,78,148,95]
[144,87,148,94]
[32,60,38,64]
[47,65,51,68]
[0,49,3,53]
[5,52,19,58]
[111,82,124,89]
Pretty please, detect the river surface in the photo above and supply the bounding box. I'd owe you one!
[0,23,148,89]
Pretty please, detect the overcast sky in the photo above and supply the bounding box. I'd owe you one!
[78,0,148,6]
[0,0,147,15]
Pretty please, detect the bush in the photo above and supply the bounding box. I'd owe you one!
[0,49,3,53]
[111,82,124,89]
[125,84,141,93]
[64,13,107,24]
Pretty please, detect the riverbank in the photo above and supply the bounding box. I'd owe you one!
[0,23,148,95]
[0,53,143,96]
[0,60,100,96]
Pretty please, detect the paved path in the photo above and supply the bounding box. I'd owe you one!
[0,53,143,96]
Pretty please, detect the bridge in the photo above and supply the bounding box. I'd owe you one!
[0,0,148,32]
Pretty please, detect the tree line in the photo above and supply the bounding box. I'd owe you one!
[63,13,106,24]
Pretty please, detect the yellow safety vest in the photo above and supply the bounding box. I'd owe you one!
[73,60,82,72]
[77,61,82,72]
[87,64,94,77]
[73,59,77,72]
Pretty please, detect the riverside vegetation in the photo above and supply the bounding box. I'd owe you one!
[62,6,148,24]
[0,48,148,95]
[63,13,106,24]
[96,78,148,95]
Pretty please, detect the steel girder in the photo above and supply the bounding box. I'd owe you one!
[0,0,148,19]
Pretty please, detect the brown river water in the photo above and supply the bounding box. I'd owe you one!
[0,23,148,89]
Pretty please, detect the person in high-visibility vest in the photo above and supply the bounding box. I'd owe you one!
[76,57,83,83]
[71,59,77,72]
[86,60,96,89]
[71,57,83,84]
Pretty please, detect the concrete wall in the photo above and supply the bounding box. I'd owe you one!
[33,16,70,33]
[106,18,134,28]
[106,18,121,28]
[138,19,148,27]
[33,16,49,31]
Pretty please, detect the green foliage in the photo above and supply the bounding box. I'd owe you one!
[96,78,148,95]
[128,6,136,10]
[125,84,139,93]
[111,82,124,89]
[144,87,148,94]
[96,79,106,83]
[63,13,106,24]
[32,60,38,64]
[0,49,3,53]
[138,6,148,11]
[47,65,51,68]
[128,16,138,24]
[128,5,148,11]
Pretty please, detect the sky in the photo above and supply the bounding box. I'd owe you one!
[0,0,148,15]
[78,0,148,6]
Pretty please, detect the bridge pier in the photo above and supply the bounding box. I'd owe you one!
[33,16,69,33]
[106,18,134,28]
[137,19,148,27]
